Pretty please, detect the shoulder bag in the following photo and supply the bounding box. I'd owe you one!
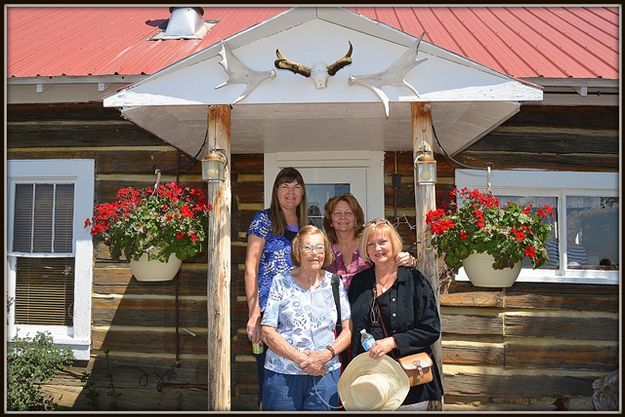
[374,298,433,386]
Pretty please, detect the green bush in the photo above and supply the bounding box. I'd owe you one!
[7,331,74,410]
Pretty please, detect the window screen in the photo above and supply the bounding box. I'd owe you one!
[13,183,75,253]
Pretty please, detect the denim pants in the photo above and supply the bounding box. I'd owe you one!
[255,349,266,405]
[262,368,341,411]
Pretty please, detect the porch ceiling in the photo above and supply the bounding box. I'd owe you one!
[122,100,521,156]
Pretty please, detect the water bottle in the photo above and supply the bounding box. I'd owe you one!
[360,329,375,351]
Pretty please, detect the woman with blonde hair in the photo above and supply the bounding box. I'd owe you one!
[261,225,352,410]
[347,218,443,410]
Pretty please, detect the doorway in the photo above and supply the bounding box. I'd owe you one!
[264,151,385,232]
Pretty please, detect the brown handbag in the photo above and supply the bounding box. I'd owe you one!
[374,297,434,386]
[398,352,433,386]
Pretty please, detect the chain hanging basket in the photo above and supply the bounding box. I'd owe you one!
[129,253,182,282]
[462,252,522,288]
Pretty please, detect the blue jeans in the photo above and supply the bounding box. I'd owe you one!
[262,368,341,411]
[255,349,266,405]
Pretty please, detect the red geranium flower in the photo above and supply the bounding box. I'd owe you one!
[85,182,212,262]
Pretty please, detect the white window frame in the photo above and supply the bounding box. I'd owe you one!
[7,159,94,360]
[264,151,385,221]
[455,169,619,285]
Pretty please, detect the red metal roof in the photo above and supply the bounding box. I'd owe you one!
[6,6,619,80]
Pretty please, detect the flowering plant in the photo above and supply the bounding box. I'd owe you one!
[85,182,212,262]
[426,188,553,270]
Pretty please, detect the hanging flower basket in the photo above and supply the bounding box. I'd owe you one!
[129,252,183,282]
[462,252,522,288]
[85,182,212,283]
[426,188,553,288]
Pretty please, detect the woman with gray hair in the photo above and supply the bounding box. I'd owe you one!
[261,225,352,410]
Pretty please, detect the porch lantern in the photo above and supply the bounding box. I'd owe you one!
[202,147,227,182]
[414,150,437,184]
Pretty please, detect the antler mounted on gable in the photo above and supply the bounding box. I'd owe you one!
[348,33,427,117]
[274,42,353,89]
[215,42,276,104]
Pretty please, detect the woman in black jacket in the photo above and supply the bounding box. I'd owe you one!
[347,218,443,410]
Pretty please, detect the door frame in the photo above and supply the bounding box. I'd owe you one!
[264,151,385,221]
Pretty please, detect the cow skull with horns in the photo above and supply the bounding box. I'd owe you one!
[274,42,353,88]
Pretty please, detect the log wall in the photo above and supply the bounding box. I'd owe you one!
[7,103,619,411]
[382,104,619,411]
[8,103,210,411]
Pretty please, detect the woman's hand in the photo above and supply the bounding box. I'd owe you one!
[299,350,330,376]
[394,251,416,268]
[368,337,397,360]
[246,311,261,344]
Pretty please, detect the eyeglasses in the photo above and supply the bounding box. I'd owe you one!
[369,291,379,325]
[301,244,325,254]
[366,218,391,226]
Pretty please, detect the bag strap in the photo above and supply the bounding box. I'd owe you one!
[331,274,342,333]
[373,296,400,360]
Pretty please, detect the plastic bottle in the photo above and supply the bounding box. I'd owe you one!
[360,329,375,351]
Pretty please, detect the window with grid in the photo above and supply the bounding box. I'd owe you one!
[455,169,619,285]
[8,159,94,361]
[12,183,76,326]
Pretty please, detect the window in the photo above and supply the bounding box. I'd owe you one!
[455,169,619,285]
[7,160,94,360]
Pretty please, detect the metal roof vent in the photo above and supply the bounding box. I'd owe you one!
[165,7,204,36]
[151,7,215,40]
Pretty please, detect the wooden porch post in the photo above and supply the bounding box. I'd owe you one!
[206,105,231,410]
[411,102,443,410]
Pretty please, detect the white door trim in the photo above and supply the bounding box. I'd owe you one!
[264,151,385,221]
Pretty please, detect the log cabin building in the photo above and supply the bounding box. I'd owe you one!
[5,6,620,412]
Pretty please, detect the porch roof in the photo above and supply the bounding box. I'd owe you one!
[102,7,543,156]
[7,6,619,80]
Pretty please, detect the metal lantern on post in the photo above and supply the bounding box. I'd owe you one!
[201,147,227,182]
[414,149,437,185]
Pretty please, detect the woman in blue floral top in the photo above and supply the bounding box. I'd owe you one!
[261,225,352,411]
[244,167,308,407]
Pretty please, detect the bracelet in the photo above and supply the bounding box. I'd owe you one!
[325,345,336,358]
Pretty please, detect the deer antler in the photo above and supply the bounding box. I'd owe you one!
[215,42,276,104]
[326,41,353,76]
[348,32,427,117]
[274,50,312,77]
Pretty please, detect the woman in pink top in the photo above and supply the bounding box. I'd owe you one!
[323,193,416,290]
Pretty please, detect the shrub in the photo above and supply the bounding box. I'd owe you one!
[7,331,74,410]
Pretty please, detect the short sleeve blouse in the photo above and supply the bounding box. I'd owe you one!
[261,269,351,375]
[247,209,296,311]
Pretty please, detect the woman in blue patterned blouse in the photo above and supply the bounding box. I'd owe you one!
[244,167,308,408]
[261,225,352,411]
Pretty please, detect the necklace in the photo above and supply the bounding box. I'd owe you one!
[375,271,396,293]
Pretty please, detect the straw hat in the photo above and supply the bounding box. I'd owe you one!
[337,352,410,411]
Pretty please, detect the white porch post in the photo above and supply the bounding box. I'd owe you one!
[411,102,443,410]
[205,104,231,410]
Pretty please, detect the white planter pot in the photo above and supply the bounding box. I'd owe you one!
[462,252,522,288]
[129,253,182,282]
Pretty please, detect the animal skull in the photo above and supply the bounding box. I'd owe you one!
[274,42,353,89]
[311,63,330,88]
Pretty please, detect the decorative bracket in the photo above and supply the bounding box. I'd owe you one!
[215,42,276,104]
[348,32,428,117]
